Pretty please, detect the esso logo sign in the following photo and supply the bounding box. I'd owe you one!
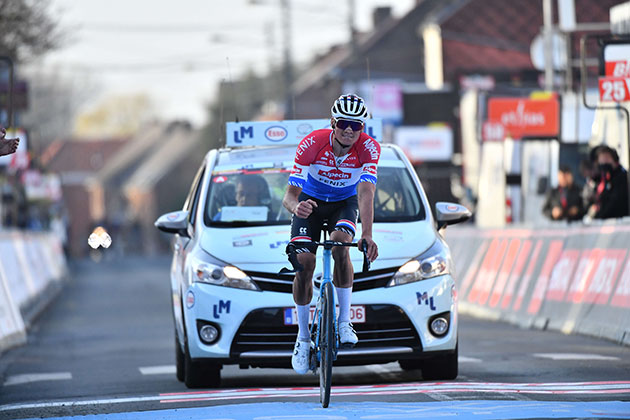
[264,126,288,142]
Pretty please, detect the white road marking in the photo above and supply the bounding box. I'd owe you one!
[533,353,620,361]
[139,365,176,375]
[4,372,72,386]
[2,381,630,412]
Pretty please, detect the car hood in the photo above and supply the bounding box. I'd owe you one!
[200,221,436,273]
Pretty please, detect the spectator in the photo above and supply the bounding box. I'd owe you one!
[542,166,583,221]
[0,126,19,156]
[579,158,596,211]
[586,145,629,219]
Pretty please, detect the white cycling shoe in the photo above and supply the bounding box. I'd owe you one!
[291,339,311,374]
[339,321,358,348]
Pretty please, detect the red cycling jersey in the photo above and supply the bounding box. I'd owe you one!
[288,129,380,202]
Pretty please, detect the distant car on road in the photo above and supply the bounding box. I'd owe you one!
[155,119,471,388]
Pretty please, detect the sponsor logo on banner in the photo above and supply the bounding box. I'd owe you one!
[527,240,563,314]
[489,239,521,308]
[567,249,602,303]
[612,259,630,308]
[584,249,627,304]
[297,123,313,135]
[265,126,288,142]
[501,240,534,310]
[546,250,579,301]
[486,96,559,140]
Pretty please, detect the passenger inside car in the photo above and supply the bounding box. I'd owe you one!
[374,168,408,219]
[212,174,273,222]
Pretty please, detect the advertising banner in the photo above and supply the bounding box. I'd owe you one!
[446,221,630,345]
[226,118,383,147]
[485,96,559,140]
[394,124,453,163]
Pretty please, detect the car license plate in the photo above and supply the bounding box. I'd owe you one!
[283,305,365,325]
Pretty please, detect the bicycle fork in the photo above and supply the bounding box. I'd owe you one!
[322,247,339,362]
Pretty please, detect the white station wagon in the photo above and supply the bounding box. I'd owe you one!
[155,119,471,388]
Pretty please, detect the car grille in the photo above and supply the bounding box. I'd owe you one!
[246,267,396,293]
[246,271,294,293]
[230,304,421,357]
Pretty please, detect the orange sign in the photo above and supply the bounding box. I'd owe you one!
[486,97,559,140]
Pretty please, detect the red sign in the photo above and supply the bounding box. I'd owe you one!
[605,60,630,77]
[486,97,559,140]
[599,77,630,102]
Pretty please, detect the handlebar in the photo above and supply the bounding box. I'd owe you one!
[280,240,371,274]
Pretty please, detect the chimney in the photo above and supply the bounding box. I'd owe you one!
[373,7,392,27]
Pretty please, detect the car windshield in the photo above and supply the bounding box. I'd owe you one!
[205,159,425,227]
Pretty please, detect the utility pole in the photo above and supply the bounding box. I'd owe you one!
[542,0,554,91]
[348,0,358,53]
[281,0,294,119]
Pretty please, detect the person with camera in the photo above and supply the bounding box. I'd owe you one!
[586,145,629,220]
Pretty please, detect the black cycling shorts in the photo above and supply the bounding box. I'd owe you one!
[290,193,359,254]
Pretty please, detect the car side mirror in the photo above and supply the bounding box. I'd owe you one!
[435,202,472,230]
[155,210,190,237]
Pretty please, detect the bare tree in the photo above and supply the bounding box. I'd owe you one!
[20,66,98,149]
[0,0,62,61]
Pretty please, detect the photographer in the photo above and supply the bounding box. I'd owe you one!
[586,146,629,220]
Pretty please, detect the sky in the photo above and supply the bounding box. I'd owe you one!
[37,0,416,127]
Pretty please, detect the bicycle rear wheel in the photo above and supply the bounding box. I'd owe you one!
[319,282,335,408]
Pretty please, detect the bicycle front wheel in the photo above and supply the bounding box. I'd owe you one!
[319,282,335,408]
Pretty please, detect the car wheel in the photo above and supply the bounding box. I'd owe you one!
[421,343,458,381]
[183,342,221,388]
[175,336,185,382]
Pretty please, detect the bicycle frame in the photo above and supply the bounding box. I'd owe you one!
[310,241,338,365]
[281,236,369,408]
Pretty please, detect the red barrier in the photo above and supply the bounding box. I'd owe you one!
[445,220,630,345]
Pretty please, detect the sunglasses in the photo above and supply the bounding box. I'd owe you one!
[335,119,364,131]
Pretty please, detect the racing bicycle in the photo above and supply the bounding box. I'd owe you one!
[282,233,370,408]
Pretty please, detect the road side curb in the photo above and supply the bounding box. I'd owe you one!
[0,230,68,355]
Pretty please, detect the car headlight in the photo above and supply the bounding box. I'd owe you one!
[195,262,260,291]
[388,239,452,287]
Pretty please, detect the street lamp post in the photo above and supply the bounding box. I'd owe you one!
[280,0,294,119]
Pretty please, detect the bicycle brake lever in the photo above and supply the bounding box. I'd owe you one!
[359,239,370,272]
[280,243,304,274]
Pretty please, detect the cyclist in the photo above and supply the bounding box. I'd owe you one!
[282,94,380,374]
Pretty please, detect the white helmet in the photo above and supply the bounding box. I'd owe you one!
[331,94,369,123]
